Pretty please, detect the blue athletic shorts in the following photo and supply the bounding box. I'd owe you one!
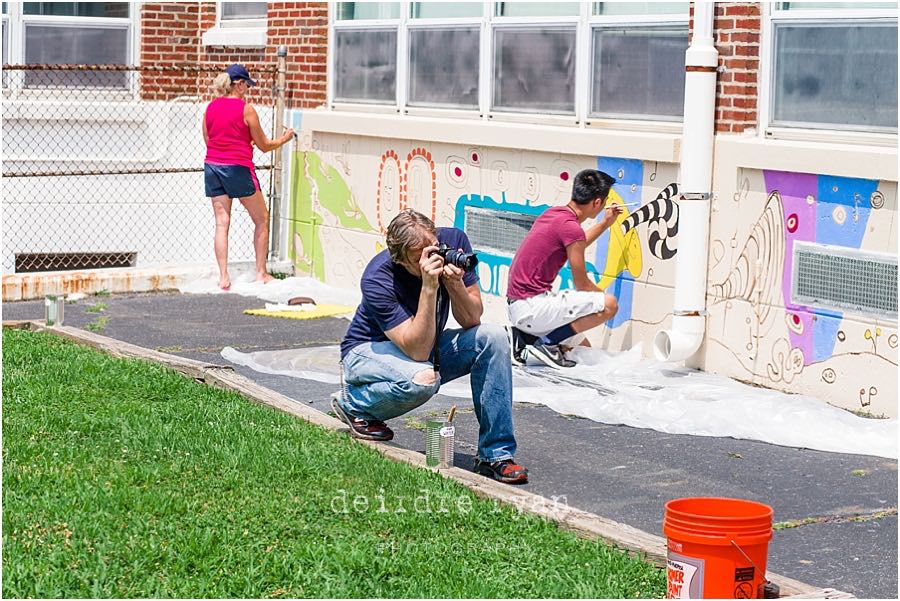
[204,163,260,199]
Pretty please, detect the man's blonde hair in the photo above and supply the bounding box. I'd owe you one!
[386,209,437,263]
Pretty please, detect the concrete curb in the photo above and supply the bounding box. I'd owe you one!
[3,319,856,599]
[2,261,293,301]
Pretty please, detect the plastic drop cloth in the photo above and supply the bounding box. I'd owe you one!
[180,274,361,317]
[221,343,897,459]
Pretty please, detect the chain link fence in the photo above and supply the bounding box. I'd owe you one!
[2,63,280,275]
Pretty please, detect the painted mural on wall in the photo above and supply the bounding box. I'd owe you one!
[285,113,896,416]
[592,157,680,328]
[288,144,376,285]
[706,169,897,416]
[288,128,682,324]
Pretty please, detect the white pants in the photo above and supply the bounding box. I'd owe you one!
[507,289,606,348]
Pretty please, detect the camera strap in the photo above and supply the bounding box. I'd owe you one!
[432,286,444,373]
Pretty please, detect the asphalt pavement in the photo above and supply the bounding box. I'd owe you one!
[4,291,897,598]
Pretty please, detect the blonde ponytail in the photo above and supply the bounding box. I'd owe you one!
[212,72,232,97]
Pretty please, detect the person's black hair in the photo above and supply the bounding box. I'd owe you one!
[571,169,616,205]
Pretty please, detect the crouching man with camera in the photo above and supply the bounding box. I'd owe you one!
[333,209,528,484]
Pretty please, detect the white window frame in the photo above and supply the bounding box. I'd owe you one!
[586,6,689,130]
[403,3,484,118]
[328,3,402,113]
[328,1,688,132]
[202,1,268,47]
[759,2,898,146]
[2,2,138,98]
[2,4,10,87]
[489,2,581,126]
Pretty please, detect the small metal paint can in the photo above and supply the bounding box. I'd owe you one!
[425,419,454,469]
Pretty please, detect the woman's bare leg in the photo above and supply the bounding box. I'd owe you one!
[210,195,233,289]
[239,190,274,283]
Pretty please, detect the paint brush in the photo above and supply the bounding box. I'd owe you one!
[447,405,457,423]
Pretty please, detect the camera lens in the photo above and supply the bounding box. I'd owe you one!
[446,249,478,271]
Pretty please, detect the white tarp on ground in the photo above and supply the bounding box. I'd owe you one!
[221,343,898,459]
[180,275,361,314]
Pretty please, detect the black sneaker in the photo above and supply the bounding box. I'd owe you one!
[473,458,529,484]
[505,325,529,366]
[529,341,576,369]
[330,393,394,442]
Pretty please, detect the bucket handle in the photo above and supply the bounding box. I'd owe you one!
[730,539,769,585]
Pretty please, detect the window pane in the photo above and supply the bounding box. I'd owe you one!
[23,3,129,17]
[773,24,897,129]
[496,3,580,17]
[493,27,576,113]
[334,29,397,103]
[592,26,687,119]
[778,2,896,9]
[221,2,267,20]
[411,2,482,18]
[594,2,689,16]
[336,2,400,20]
[408,27,479,108]
[24,24,129,87]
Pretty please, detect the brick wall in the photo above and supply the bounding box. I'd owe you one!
[265,3,328,109]
[139,2,327,109]
[140,3,207,101]
[712,2,761,134]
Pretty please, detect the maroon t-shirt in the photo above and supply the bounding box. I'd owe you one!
[507,206,586,301]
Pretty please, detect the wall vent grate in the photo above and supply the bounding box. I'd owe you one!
[463,207,537,255]
[792,242,897,319]
[15,252,138,274]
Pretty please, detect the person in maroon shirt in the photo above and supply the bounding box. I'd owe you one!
[505,169,621,368]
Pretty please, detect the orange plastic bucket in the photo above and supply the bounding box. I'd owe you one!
[663,497,773,599]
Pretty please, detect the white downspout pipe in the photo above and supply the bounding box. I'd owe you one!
[653,2,718,363]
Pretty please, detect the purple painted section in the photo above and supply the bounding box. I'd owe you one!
[763,170,817,363]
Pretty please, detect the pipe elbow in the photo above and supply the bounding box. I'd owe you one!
[653,329,703,363]
[653,315,705,363]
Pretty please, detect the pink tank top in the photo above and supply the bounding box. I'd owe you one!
[204,97,254,168]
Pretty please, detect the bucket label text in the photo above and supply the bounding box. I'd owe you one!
[667,552,704,599]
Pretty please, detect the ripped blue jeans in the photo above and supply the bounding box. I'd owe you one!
[340,324,517,463]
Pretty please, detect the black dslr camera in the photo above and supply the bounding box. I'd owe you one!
[432,243,478,272]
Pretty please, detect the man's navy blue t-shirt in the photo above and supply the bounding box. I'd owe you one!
[341,227,479,358]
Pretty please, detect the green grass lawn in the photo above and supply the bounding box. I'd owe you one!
[2,329,665,598]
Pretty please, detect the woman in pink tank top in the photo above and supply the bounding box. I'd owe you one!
[203,64,295,291]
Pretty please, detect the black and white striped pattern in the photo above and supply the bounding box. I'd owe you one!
[620,182,679,260]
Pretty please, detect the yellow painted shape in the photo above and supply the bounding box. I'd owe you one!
[244,304,356,320]
[598,190,643,289]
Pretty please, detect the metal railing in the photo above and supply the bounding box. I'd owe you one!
[2,62,284,274]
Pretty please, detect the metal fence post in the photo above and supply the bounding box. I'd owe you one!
[270,46,288,260]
